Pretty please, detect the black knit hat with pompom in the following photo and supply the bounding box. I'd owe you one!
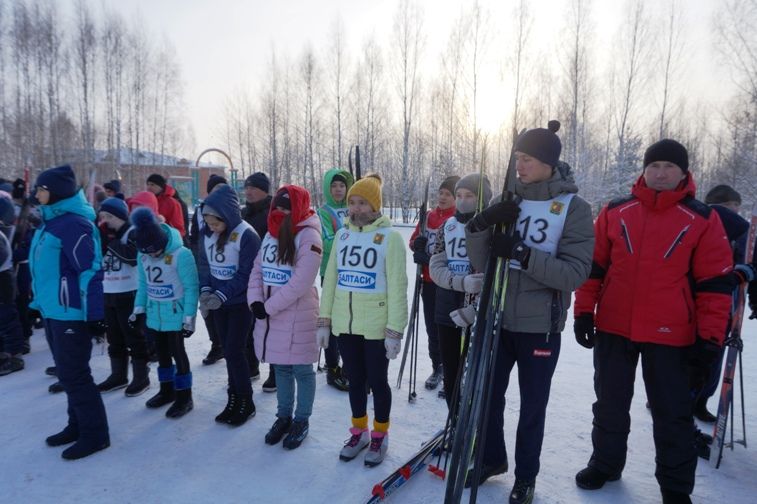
[515,120,562,168]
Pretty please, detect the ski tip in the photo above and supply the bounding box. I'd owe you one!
[372,484,386,499]
[428,465,446,479]
[399,466,412,479]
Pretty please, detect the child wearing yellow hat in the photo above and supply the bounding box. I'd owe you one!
[317,174,408,467]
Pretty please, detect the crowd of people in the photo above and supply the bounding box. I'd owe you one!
[1,128,755,504]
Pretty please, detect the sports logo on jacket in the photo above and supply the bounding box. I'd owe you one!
[373,233,385,245]
[550,201,565,215]
[338,270,377,289]
[230,232,239,242]
[164,255,173,265]
[147,284,175,299]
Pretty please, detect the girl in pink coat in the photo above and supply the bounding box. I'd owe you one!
[247,185,322,450]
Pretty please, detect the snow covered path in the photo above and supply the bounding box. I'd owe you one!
[2,227,757,503]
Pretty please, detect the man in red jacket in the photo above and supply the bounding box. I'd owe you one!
[408,175,458,392]
[572,139,734,504]
[146,174,186,238]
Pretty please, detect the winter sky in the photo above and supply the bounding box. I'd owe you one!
[102,0,723,154]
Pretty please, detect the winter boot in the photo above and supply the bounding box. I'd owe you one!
[61,436,110,460]
[339,427,370,461]
[45,366,57,377]
[215,390,238,424]
[0,354,24,376]
[661,488,692,504]
[262,368,277,392]
[22,338,30,354]
[265,416,293,445]
[327,366,350,391]
[125,359,150,397]
[694,397,717,423]
[146,366,176,408]
[465,461,508,488]
[575,466,621,490]
[226,393,255,426]
[97,356,129,392]
[364,431,388,467]
[424,366,443,390]
[509,479,536,504]
[202,345,224,365]
[46,425,79,447]
[48,381,64,394]
[166,373,193,418]
[283,419,309,450]
[438,388,446,399]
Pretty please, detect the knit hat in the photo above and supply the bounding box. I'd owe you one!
[515,120,562,168]
[643,139,689,172]
[103,179,122,194]
[332,173,348,185]
[0,181,12,193]
[206,174,227,194]
[347,174,383,212]
[36,165,78,202]
[273,188,291,210]
[455,173,492,206]
[201,203,222,219]
[131,207,169,254]
[244,172,271,194]
[146,173,167,190]
[12,178,25,200]
[440,175,460,195]
[99,197,129,222]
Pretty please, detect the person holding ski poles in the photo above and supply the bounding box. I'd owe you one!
[573,139,734,504]
[248,185,322,448]
[465,122,594,504]
[409,175,459,392]
[428,174,489,408]
[318,174,408,467]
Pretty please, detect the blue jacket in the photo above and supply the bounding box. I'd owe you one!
[198,185,260,306]
[29,190,104,322]
[135,224,199,331]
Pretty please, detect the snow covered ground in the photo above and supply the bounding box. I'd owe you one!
[3,226,757,503]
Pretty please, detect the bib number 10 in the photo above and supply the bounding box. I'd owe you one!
[340,245,378,269]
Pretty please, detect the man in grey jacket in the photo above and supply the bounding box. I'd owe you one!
[463,123,594,504]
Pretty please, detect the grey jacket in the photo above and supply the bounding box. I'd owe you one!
[465,170,594,334]
[429,218,472,327]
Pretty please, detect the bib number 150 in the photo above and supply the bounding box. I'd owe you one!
[340,245,378,269]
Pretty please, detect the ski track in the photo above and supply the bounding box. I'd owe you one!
[2,227,757,503]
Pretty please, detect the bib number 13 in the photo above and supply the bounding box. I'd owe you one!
[519,216,548,244]
[340,245,378,269]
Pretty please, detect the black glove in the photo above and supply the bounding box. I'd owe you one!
[574,313,595,349]
[412,236,428,252]
[251,301,268,320]
[688,338,721,391]
[470,200,520,232]
[748,280,757,320]
[492,232,531,264]
[413,249,430,265]
[87,320,107,341]
[128,313,145,331]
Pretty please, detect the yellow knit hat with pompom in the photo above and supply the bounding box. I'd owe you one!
[347,173,383,212]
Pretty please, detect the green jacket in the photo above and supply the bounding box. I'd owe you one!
[320,215,408,340]
[317,168,354,276]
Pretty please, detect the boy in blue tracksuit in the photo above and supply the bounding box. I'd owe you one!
[129,207,199,418]
[198,184,260,426]
[29,165,110,460]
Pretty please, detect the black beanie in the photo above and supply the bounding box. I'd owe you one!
[244,172,271,194]
[131,207,169,254]
[12,178,26,199]
[439,176,460,195]
[36,165,78,202]
[515,120,562,168]
[147,173,167,190]
[273,189,291,210]
[332,173,348,185]
[103,179,122,194]
[643,139,689,173]
[206,174,227,194]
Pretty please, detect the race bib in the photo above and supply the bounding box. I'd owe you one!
[142,251,184,301]
[444,217,471,275]
[261,233,294,287]
[510,193,574,270]
[335,228,388,293]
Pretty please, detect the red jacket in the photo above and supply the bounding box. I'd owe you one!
[574,174,733,347]
[409,206,456,282]
[156,185,185,237]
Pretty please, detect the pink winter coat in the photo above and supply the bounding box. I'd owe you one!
[247,213,322,365]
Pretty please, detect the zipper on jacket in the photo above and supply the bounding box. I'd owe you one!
[348,291,354,335]
[620,219,634,254]
[664,226,690,259]
[60,277,69,312]
[262,285,271,361]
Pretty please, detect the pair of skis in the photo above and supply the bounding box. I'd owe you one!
[710,203,756,468]
[397,177,432,402]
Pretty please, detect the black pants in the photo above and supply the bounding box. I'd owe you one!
[204,310,221,348]
[589,332,696,494]
[150,329,191,377]
[438,323,465,410]
[15,262,32,338]
[45,319,109,443]
[321,276,342,369]
[483,330,561,482]
[0,303,23,355]
[213,303,253,397]
[104,292,147,360]
[421,282,441,371]
[339,333,391,424]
